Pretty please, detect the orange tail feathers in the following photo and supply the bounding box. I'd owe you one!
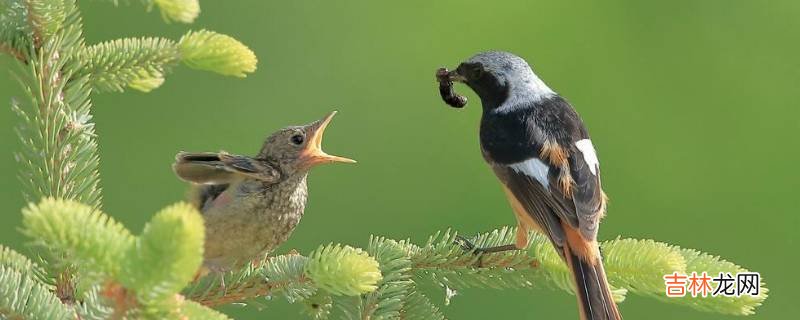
[563,242,622,320]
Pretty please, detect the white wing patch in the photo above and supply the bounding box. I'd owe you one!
[575,139,599,175]
[509,158,550,189]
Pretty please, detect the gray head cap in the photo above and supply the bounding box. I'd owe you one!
[467,51,533,74]
[467,51,555,109]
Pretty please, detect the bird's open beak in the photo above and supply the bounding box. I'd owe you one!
[299,111,356,168]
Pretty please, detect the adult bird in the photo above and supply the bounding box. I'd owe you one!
[173,111,355,280]
[438,51,621,320]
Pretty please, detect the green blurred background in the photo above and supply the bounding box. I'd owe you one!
[1,0,798,318]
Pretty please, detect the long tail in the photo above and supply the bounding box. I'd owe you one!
[563,243,621,320]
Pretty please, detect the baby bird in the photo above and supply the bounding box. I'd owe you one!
[173,111,355,276]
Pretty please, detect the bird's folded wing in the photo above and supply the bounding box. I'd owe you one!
[494,140,605,243]
[493,163,569,249]
[173,152,281,185]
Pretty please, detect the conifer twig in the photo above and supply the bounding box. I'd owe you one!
[181,227,767,318]
[0,41,25,61]
[3,0,257,318]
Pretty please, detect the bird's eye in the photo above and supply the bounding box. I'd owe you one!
[470,65,484,79]
[290,134,304,145]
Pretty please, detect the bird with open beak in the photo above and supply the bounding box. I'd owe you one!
[437,51,621,320]
[173,111,355,279]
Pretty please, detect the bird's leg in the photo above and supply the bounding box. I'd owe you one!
[219,272,227,296]
[205,266,228,297]
[455,235,519,253]
[454,235,522,267]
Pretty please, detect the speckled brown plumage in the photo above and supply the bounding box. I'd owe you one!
[199,174,308,271]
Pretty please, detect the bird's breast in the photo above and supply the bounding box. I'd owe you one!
[201,177,308,269]
[480,111,539,164]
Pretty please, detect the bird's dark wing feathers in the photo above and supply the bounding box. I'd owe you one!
[173,152,281,184]
[493,165,568,248]
[174,151,282,211]
[498,97,605,241]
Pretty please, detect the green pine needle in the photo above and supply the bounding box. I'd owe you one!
[21,198,134,278]
[180,299,232,320]
[0,266,75,320]
[79,37,179,92]
[119,202,205,309]
[660,248,768,315]
[264,254,317,303]
[305,243,383,296]
[13,27,101,208]
[399,291,446,320]
[153,0,200,24]
[602,238,687,294]
[75,285,115,320]
[25,0,67,41]
[416,226,767,316]
[96,0,199,24]
[302,291,334,320]
[185,253,315,306]
[178,29,258,77]
[0,245,51,287]
[357,237,414,320]
[1,1,34,61]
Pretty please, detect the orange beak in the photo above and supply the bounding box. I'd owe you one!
[299,111,356,168]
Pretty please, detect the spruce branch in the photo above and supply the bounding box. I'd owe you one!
[0,266,75,320]
[78,37,179,92]
[2,0,257,318]
[118,202,204,315]
[356,237,414,320]
[75,285,115,320]
[179,299,231,320]
[19,198,227,318]
[409,227,767,316]
[602,238,687,294]
[305,244,383,296]
[186,245,383,308]
[302,291,334,320]
[78,30,257,93]
[12,1,101,209]
[398,291,446,320]
[664,248,768,315]
[151,0,199,23]
[25,0,66,42]
[185,254,311,307]
[177,225,767,318]
[1,0,33,54]
[0,245,51,287]
[94,0,199,23]
[1,41,26,60]
[21,198,134,279]
[178,29,257,77]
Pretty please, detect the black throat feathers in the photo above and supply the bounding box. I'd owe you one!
[479,95,587,164]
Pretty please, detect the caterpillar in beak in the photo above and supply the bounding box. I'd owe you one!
[436,67,468,108]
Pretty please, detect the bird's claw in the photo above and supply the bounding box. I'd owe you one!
[454,234,479,253]
[454,234,488,268]
[454,234,522,256]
